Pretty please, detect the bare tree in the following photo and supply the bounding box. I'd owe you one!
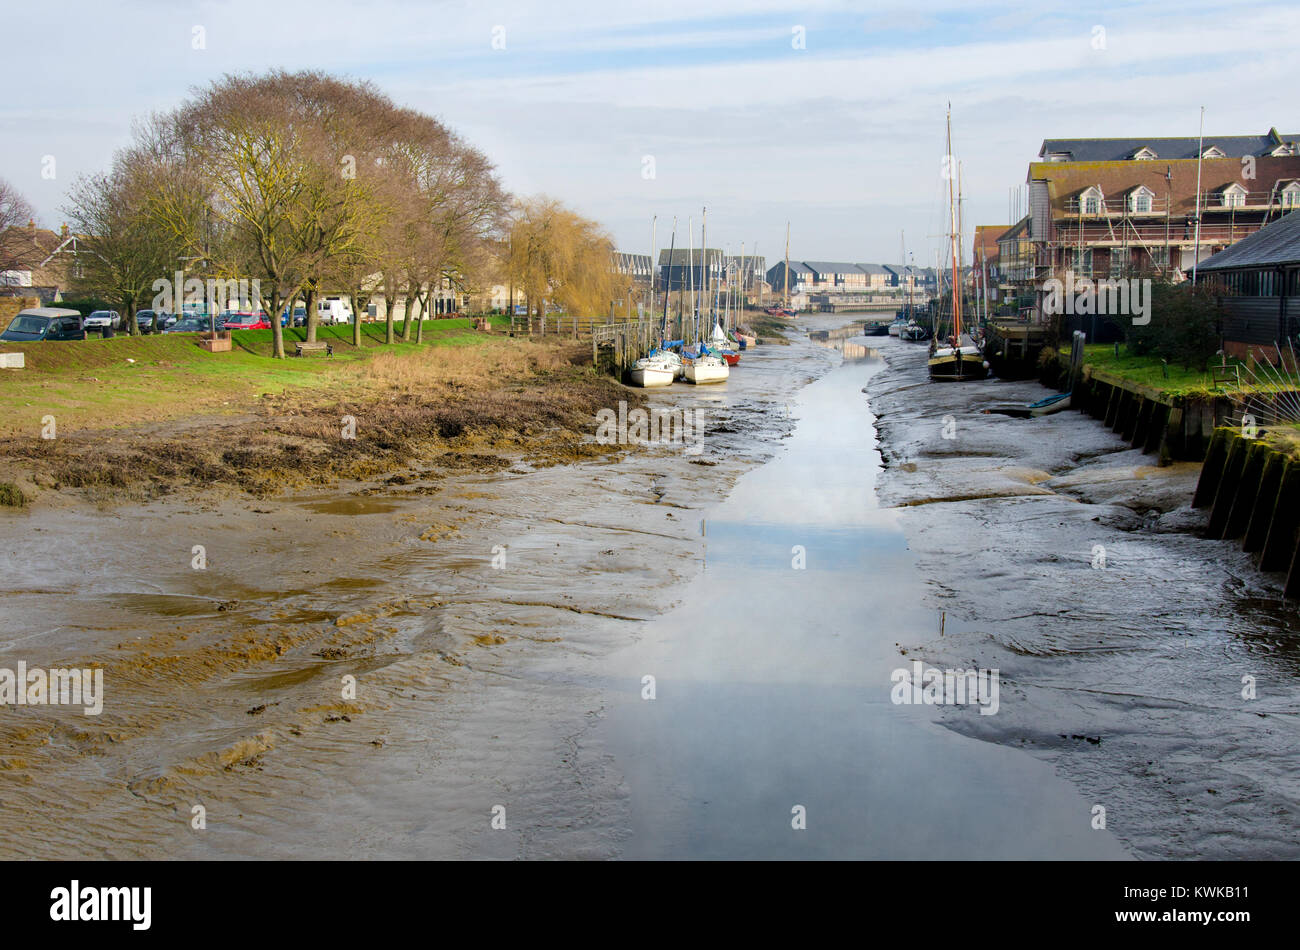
[0,178,36,279]
[64,157,176,334]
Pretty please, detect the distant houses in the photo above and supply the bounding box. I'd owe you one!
[0,221,82,303]
[974,127,1300,322]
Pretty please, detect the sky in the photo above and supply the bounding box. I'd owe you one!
[5,0,1297,271]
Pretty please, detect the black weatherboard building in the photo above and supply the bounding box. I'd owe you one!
[1194,209,1300,361]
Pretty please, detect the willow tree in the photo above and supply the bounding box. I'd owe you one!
[507,196,625,333]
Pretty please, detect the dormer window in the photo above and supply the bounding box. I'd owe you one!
[1078,186,1104,214]
[1201,146,1226,158]
[1131,147,1157,160]
[1129,186,1154,213]
[1221,182,1247,208]
[1281,182,1300,209]
[1271,144,1298,157]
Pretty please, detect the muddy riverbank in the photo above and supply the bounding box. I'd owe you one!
[868,339,1300,859]
[0,328,828,858]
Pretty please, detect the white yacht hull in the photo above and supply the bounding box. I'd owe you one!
[629,366,676,387]
[684,358,729,384]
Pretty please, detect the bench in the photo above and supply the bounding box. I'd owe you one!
[294,341,333,357]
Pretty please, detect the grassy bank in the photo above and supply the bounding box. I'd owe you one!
[0,317,515,438]
[1077,344,1224,397]
[745,311,794,345]
[1076,344,1300,400]
[0,317,641,503]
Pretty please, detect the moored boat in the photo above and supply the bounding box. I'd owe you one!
[683,352,729,384]
[927,341,989,381]
[900,321,931,342]
[629,350,681,387]
[928,106,987,383]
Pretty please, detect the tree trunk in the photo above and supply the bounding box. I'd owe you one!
[305,288,318,344]
[418,291,433,343]
[401,282,416,343]
[384,288,396,345]
[351,287,364,347]
[269,286,287,359]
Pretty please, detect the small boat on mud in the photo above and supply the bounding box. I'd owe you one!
[887,315,908,337]
[984,392,1072,418]
[863,321,890,337]
[900,321,931,342]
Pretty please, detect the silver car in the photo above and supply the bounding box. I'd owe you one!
[83,310,121,331]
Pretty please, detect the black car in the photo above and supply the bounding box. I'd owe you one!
[0,309,86,342]
[135,309,158,333]
[163,316,208,333]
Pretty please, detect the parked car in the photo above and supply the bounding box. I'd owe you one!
[155,311,178,331]
[83,310,121,332]
[0,307,86,342]
[163,316,209,333]
[280,306,307,327]
[134,309,159,333]
[222,311,271,330]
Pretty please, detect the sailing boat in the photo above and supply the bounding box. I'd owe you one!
[683,214,729,383]
[928,108,989,382]
[630,217,682,387]
[898,232,930,342]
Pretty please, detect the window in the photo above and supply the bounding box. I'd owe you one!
[1281,185,1300,208]
[1083,195,1100,214]
[1221,185,1247,208]
[1068,248,1093,277]
[1149,247,1169,271]
[1129,188,1153,213]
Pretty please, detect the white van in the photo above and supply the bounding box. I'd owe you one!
[317,296,353,325]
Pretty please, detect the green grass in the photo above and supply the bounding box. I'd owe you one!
[1080,344,1222,396]
[0,315,528,438]
[1080,344,1300,398]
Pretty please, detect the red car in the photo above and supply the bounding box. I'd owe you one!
[221,311,271,330]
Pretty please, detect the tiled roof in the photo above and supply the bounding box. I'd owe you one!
[1029,156,1300,216]
[1196,210,1300,270]
[804,261,865,275]
[1039,131,1300,162]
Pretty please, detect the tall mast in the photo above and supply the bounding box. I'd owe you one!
[1191,106,1206,285]
[660,217,676,338]
[947,106,962,341]
[650,215,656,328]
[687,215,694,341]
[701,207,708,322]
[784,221,791,309]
